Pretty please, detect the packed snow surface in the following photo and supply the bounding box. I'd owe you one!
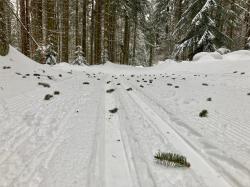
[1,47,250,187]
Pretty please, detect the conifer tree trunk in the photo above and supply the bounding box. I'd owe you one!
[75,0,79,46]
[7,6,11,43]
[174,0,183,41]
[25,0,30,48]
[94,0,103,64]
[122,15,130,65]
[31,0,43,57]
[46,0,57,50]
[228,0,235,39]
[0,0,9,56]
[56,0,61,61]
[20,0,30,57]
[104,0,110,60]
[149,45,153,66]
[82,0,87,57]
[175,0,182,24]
[132,14,137,65]
[61,0,69,62]
[109,3,116,63]
[245,0,250,45]
[90,0,94,65]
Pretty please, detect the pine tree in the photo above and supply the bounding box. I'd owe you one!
[72,46,86,65]
[174,0,235,60]
[0,0,9,56]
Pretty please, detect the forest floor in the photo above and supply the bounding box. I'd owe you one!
[0,47,250,187]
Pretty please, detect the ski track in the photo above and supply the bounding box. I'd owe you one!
[1,62,250,187]
[123,75,250,187]
[114,81,208,187]
[118,79,231,186]
[39,77,106,187]
[0,74,105,186]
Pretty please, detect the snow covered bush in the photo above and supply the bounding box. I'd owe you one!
[102,49,109,64]
[44,43,57,65]
[71,46,86,66]
[193,52,223,61]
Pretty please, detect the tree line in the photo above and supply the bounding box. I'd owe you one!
[0,0,250,65]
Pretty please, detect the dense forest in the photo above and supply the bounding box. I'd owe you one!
[1,0,250,66]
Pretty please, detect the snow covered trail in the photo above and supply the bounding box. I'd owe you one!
[0,68,109,186]
[122,73,250,187]
[1,48,250,187]
[113,80,232,187]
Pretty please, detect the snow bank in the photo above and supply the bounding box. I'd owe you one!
[217,48,231,55]
[193,52,223,61]
[54,62,87,72]
[223,50,250,61]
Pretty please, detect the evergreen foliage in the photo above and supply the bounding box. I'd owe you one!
[3,0,250,63]
[174,0,236,59]
[154,151,191,168]
[72,46,86,66]
[44,40,57,65]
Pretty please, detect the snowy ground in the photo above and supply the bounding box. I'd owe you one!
[1,47,250,187]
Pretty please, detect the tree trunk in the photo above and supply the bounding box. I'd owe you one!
[0,0,9,56]
[132,14,137,65]
[75,0,79,46]
[245,0,250,45]
[174,0,183,41]
[20,0,30,56]
[90,0,94,65]
[25,0,30,51]
[82,0,87,57]
[109,2,116,63]
[104,0,110,61]
[175,0,182,24]
[31,0,43,58]
[228,0,235,39]
[46,0,57,50]
[122,15,130,65]
[149,46,153,67]
[61,0,69,62]
[94,0,103,64]
[7,5,11,43]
